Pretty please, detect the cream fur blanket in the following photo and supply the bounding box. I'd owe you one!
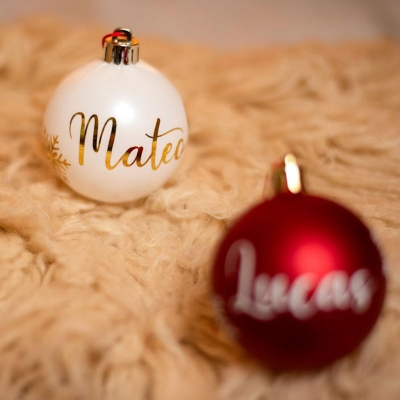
[1,17,400,400]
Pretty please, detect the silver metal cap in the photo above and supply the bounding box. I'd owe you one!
[103,28,140,65]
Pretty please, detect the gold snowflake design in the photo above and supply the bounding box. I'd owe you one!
[43,127,71,183]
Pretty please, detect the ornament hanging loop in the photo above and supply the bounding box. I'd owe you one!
[113,28,132,43]
[271,154,304,195]
[103,27,140,66]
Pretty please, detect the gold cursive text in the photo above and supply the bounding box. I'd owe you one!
[69,113,185,171]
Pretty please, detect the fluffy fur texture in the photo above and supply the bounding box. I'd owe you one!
[1,17,400,400]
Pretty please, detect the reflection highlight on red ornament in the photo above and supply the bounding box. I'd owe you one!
[293,242,336,276]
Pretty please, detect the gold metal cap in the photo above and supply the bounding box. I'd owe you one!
[272,154,303,194]
[263,154,304,197]
[103,28,140,65]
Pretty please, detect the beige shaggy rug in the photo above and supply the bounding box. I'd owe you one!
[1,17,400,400]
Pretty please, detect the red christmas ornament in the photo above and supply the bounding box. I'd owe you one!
[212,155,386,370]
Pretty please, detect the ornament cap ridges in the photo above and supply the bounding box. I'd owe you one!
[103,28,140,65]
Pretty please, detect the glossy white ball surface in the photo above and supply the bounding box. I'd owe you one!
[44,60,188,203]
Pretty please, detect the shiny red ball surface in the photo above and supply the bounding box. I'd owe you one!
[212,193,386,370]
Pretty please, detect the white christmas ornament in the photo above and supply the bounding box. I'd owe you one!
[44,28,188,203]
